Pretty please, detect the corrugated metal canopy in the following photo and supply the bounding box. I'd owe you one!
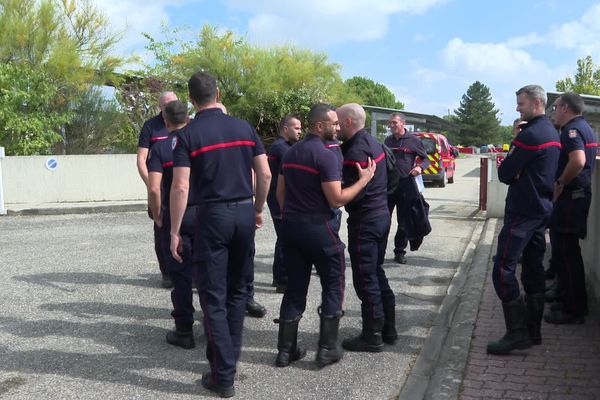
[362,105,462,135]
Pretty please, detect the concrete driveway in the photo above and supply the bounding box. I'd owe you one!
[0,156,485,399]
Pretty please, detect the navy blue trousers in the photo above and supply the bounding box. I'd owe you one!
[161,207,196,330]
[550,189,591,317]
[492,213,548,302]
[348,214,395,320]
[194,201,255,388]
[279,215,346,320]
[387,177,415,255]
[270,215,287,286]
[154,219,168,277]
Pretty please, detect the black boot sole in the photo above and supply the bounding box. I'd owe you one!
[486,339,532,355]
[275,348,307,367]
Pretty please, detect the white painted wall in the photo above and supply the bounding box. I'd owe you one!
[485,154,508,218]
[1,154,146,204]
[581,161,600,304]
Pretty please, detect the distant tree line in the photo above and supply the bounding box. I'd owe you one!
[0,1,404,155]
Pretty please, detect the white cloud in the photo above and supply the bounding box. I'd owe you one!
[546,3,600,57]
[224,0,450,47]
[507,3,600,59]
[441,38,552,81]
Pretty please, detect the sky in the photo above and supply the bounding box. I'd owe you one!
[99,0,600,125]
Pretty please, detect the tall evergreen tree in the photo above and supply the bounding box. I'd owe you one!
[454,81,501,146]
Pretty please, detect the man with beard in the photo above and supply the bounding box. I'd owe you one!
[274,103,376,369]
[487,85,560,355]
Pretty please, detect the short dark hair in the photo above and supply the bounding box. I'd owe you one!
[163,100,188,125]
[307,103,335,129]
[188,71,217,106]
[279,114,300,132]
[389,112,406,121]
[559,92,584,114]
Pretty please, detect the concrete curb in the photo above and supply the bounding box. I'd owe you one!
[5,202,147,216]
[397,218,498,400]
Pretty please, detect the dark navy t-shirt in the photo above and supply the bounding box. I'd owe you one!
[499,115,560,217]
[267,137,293,216]
[172,108,266,205]
[147,133,177,209]
[341,129,389,219]
[138,113,170,149]
[557,116,598,190]
[281,134,342,218]
[384,131,429,177]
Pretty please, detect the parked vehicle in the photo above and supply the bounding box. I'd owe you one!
[415,132,457,187]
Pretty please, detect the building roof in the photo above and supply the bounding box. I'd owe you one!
[362,105,462,134]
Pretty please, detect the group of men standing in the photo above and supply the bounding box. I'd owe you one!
[487,85,597,356]
[134,71,430,397]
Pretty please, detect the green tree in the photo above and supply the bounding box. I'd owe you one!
[556,56,600,95]
[138,25,359,141]
[344,76,404,109]
[0,64,71,154]
[454,81,501,146]
[0,0,125,155]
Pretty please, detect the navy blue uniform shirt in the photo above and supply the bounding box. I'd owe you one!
[172,108,266,205]
[147,133,177,209]
[325,139,344,169]
[139,113,170,149]
[267,137,293,215]
[557,116,598,190]
[281,134,342,218]
[384,131,430,177]
[341,129,388,219]
[499,115,560,217]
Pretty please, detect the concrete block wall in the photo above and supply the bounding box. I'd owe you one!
[1,154,146,204]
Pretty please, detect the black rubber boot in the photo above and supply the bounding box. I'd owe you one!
[487,297,532,355]
[275,316,307,367]
[382,304,398,345]
[166,329,195,349]
[246,299,267,318]
[525,293,544,345]
[316,313,343,368]
[342,317,384,352]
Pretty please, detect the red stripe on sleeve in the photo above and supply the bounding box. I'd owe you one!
[282,163,319,175]
[343,152,386,168]
[190,140,256,157]
[162,161,174,168]
[512,140,562,151]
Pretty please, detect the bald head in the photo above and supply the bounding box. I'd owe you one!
[336,103,366,141]
[159,91,178,113]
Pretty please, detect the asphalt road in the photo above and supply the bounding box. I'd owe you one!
[0,156,483,399]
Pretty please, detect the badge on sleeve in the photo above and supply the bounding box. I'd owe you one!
[568,129,578,138]
[172,137,178,150]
